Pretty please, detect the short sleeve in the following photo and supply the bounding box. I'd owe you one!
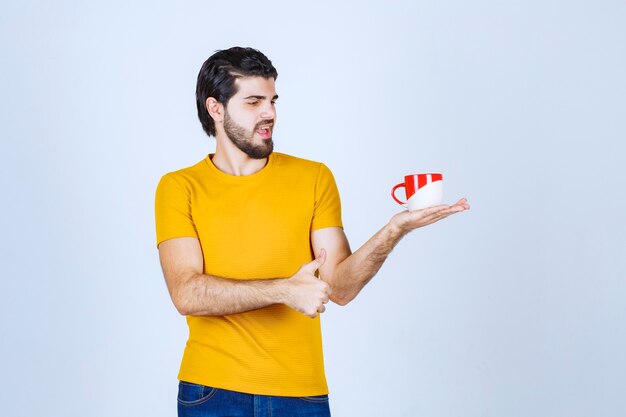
[154,174,199,247]
[311,163,343,231]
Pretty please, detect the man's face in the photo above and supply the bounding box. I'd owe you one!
[222,76,278,159]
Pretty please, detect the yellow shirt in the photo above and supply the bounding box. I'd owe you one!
[154,152,343,396]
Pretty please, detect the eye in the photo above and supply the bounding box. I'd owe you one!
[271,101,277,105]
[247,100,259,105]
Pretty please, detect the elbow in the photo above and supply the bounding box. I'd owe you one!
[330,292,354,307]
[332,297,350,307]
[327,281,357,306]
[173,298,190,316]
[169,274,200,316]
[171,287,192,316]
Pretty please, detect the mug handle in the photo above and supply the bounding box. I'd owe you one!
[391,183,407,207]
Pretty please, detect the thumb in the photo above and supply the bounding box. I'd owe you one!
[303,249,326,273]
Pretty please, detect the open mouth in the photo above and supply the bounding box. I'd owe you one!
[255,125,272,139]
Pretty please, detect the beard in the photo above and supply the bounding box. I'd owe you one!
[223,110,274,159]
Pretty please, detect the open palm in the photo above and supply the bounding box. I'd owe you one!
[390,198,470,234]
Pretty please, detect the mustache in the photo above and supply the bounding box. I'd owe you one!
[255,120,274,129]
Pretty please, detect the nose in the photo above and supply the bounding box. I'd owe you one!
[259,101,276,120]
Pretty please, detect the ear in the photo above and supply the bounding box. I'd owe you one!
[206,97,224,123]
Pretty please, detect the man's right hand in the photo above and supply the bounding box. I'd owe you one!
[282,249,332,318]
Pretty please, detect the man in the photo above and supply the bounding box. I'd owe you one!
[155,47,470,417]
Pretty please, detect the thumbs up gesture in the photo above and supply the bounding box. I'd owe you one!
[283,249,332,318]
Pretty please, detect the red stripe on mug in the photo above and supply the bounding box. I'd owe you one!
[406,173,442,199]
[392,173,444,204]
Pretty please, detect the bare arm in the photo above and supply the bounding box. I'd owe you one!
[313,198,470,305]
[158,237,331,318]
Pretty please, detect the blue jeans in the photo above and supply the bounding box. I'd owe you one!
[177,381,332,417]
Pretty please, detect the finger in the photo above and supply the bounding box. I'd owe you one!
[424,204,450,213]
[438,201,468,214]
[452,198,470,210]
[453,198,467,205]
[303,249,326,273]
[318,304,326,314]
[424,208,460,224]
[447,205,465,213]
[418,205,451,220]
[407,206,446,222]
[439,206,465,217]
[427,198,468,213]
[411,204,463,225]
[318,248,327,266]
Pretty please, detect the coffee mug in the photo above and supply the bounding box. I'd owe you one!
[391,173,443,210]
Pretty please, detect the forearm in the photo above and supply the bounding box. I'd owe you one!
[175,273,287,316]
[329,223,406,305]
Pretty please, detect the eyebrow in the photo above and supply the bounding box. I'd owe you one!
[243,95,279,100]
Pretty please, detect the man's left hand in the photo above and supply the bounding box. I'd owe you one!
[389,197,470,235]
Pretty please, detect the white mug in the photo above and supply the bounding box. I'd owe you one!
[391,173,444,210]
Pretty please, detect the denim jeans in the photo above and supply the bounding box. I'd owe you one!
[177,381,331,417]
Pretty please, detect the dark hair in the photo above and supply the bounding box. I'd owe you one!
[195,47,278,137]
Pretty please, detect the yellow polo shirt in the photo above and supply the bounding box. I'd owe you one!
[154,152,343,396]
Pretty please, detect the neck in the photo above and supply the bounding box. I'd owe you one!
[211,135,269,176]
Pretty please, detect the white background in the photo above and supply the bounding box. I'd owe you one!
[1,1,625,416]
